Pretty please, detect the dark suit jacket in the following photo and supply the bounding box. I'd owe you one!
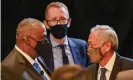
[1,48,43,80]
[40,37,90,72]
[85,53,133,80]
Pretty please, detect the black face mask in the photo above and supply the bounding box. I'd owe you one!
[49,24,68,39]
[25,36,53,56]
[35,38,53,56]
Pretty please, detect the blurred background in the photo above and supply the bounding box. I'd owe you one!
[2,0,133,60]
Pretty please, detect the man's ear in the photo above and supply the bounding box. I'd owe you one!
[67,18,71,28]
[105,41,112,51]
[43,20,50,29]
[23,36,31,44]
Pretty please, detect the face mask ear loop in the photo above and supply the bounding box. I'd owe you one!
[24,35,38,49]
[98,41,107,60]
[27,35,38,42]
[22,37,34,49]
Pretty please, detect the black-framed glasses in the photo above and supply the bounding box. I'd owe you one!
[27,35,47,42]
[46,19,70,26]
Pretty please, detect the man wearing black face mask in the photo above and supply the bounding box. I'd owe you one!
[85,25,133,80]
[1,18,50,80]
[25,35,53,76]
[43,2,90,71]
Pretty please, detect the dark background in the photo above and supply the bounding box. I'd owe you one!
[2,0,133,61]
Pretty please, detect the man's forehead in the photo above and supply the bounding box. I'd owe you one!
[48,6,66,12]
[88,32,101,42]
[89,32,99,39]
[47,7,68,18]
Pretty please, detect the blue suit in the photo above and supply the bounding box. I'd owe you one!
[39,37,90,74]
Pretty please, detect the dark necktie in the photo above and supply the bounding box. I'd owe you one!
[33,61,48,80]
[100,68,107,80]
[59,45,69,64]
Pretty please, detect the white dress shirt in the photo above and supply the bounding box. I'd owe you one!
[15,45,34,64]
[15,45,50,80]
[97,52,116,80]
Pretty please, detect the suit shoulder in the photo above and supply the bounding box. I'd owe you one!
[87,64,97,70]
[119,56,133,69]
[86,64,97,74]
[120,56,133,63]
[68,38,87,45]
[1,50,20,70]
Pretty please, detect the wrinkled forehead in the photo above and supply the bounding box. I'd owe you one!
[88,32,100,41]
[88,31,104,47]
[88,31,109,45]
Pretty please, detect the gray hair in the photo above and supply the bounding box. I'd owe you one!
[16,18,44,37]
[90,25,118,50]
[45,2,69,19]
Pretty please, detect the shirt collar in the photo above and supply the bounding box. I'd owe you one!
[50,34,68,47]
[98,52,116,73]
[15,45,34,65]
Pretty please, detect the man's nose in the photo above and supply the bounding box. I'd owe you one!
[88,44,92,48]
[57,20,61,24]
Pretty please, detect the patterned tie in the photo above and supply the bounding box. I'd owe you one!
[100,68,107,80]
[58,45,69,64]
[33,61,48,80]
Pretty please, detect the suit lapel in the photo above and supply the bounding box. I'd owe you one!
[25,61,43,80]
[93,64,99,80]
[95,64,99,80]
[68,38,81,65]
[37,56,52,76]
[87,64,99,80]
[110,53,121,80]
[15,48,43,80]
[45,36,54,72]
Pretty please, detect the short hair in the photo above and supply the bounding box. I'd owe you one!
[45,2,69,19]
[69,69,89,80]
[16,18,44,37]
[90,25,118,50]
[51,65,83,80]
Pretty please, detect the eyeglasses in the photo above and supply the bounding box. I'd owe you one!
[88,41,108,49]
[46,19,69,26]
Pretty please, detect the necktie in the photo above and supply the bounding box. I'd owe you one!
[59,45,69,64]
[33,61,48,80]
[100,68,107,80]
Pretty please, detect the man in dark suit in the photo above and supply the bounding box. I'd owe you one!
[42,2,90,72]
[86,25,133,80]
[1,18,50,80]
